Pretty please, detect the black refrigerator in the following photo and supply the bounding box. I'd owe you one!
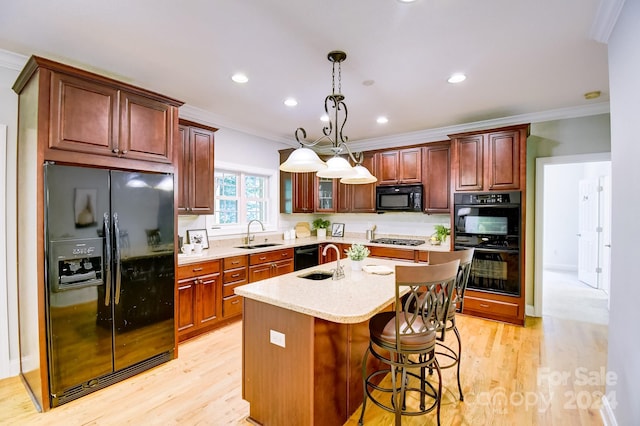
[44,163,175,407]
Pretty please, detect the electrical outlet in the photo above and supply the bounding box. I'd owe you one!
[269,329,285,348]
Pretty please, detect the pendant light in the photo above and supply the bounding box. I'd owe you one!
[279,51,376,184]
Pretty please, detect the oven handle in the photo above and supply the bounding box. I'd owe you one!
[113,212,122,305]
[458,246,519,255]
[103,212,111,306]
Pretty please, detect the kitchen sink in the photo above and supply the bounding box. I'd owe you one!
[234,243,283,249]
[298,270,334,280]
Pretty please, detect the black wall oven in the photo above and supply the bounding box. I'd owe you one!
[453,191,521,296]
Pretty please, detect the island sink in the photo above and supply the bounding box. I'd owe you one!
[297,271,334,280]
[235,243,283,249]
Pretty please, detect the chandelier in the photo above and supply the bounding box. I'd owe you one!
[279,50,377,184]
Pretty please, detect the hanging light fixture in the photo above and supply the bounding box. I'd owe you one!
[279,50,377,184]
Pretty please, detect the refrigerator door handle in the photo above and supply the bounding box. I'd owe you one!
[113,212,122,305]
[103,213,112,306]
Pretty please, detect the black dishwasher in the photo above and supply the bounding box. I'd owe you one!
[294,244,319,271]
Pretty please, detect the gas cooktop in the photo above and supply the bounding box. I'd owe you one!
[370,238,426,246]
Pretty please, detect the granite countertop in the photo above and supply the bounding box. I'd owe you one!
[177,235,450,265]
[234,257,412,324]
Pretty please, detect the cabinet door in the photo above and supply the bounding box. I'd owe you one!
[377,151,400,185]
[177,278,197,333]
[423,143,451,214]
[188,126,215,214]
[272,259,294,277]
[177,125,189,213]
[319,243,343,263]
[49,71,118,156]
[454,135,484,191]
[119,91,174,163]
[336,182,351,213]
[197,273,220,326]
[293,172,315,213]
[399,148,422,183]
[486,129,521,190]
[249,263,274,282]
[350,152,377,212]
[315,177,336,212]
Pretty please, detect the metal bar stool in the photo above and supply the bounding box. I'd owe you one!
[428,248,475,401]
[358,260,460,426]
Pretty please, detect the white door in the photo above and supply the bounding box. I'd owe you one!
[577,178,599,288]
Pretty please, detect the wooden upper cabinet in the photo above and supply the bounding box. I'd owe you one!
[451,124,529,192]
[292,172,315,213]
[376,148,422,185]
[178,120,217,215]
[49,70,176,164]
[119,91,174,163]
[452,134,484,191]
[422,141,451,214]
[15,56,183,171]
[350,152,377,212]
[49,71,119,156]
[486,129,522,190]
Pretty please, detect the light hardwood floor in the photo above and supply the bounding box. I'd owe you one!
[0,313,607,425]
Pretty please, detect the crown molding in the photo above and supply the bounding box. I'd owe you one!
[179,104,293,145]
[0,49,28,71]
[348,102,611,152]
[182,101,610,151]
[590,0,626,43]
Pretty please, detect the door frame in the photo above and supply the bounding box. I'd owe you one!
[533,152,611,317]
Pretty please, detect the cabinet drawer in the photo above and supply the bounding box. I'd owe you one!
[223,295,243,318]
[223,280,247,298]
[178,260,220,279]
[249,248,294,265]
[463,296,519,318]
[223,255,248,270]
[223,267,248,285]
[367,246,415,261]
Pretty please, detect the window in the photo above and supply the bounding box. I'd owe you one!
[214,170,269,226]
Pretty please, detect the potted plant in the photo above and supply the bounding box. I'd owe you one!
[346,243,370,271]
[312,217,331,239]
[431,224,450,245]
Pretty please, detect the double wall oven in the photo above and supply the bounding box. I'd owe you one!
[453,191,521,296]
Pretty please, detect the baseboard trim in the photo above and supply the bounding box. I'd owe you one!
[600,394,618,426]
[544,264,578,272]
[526,304,538,317]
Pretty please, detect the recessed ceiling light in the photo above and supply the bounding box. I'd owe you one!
[376,116,389,124]
[284,98,298,107]
[448,73,466,84]
[320,114,330,122]
[397,0,417,3]
[231,73,248,83]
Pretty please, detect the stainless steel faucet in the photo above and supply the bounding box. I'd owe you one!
[322,244,345,280]
[245,219,265,244]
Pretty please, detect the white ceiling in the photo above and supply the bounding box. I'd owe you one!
[0,0,610,149]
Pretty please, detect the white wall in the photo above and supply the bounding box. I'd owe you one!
[0,56,21,378]
[605,0,640,424]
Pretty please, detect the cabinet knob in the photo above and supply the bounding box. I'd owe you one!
[121,150,128,155]
[112,148,119,154]
[193,267,204,272]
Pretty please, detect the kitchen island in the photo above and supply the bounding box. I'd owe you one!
[234,257,409,426]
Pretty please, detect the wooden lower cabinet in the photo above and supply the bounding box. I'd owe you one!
[318,242,345,264]
[243,298,390,425]
[248,248,294,282]
[462,289,524,325]
[177,260,222,342]
[222,255,248,319]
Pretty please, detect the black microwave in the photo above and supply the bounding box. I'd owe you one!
[376,184,423,212]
